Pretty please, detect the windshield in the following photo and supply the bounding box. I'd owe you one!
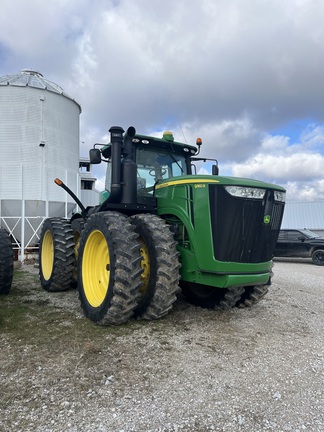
[136,147,187,193]
[300,229,320,239]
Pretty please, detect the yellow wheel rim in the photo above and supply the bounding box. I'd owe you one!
[41,230,54,281]
[139,238,150,296]
[82,230,110,308]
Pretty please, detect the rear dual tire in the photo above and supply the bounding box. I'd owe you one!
[181,279,271,310]
[236,284,269,308]
[39,218,75,292]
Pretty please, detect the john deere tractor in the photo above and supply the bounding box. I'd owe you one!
[0,227,13,295]
[38,126,285,325]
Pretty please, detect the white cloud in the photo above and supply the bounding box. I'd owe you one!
[283,180,324,202]
[233,152,324,182]
[261,135,290,153]
[231,124,324,201]
[162,116,263,163]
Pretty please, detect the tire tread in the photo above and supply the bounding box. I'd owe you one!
[39,218,75,292]
[131,213,180,320]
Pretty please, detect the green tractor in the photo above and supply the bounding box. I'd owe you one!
[0,227,13,295]
[38,126,285,325]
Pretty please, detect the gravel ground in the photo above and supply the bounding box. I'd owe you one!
[0,259,323,432]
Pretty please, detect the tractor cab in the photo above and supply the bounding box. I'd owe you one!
[90,126,218,214]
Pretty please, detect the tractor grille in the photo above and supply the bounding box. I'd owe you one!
[209,185,285,263]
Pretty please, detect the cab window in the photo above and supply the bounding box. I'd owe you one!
[136,148,187,193]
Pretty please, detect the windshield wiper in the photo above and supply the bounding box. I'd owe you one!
[168,152,184,174]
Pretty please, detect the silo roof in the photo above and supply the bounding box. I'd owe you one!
[0,69,81,112]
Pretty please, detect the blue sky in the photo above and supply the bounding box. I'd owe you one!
[1,0,324,201]
[272,119,316,144]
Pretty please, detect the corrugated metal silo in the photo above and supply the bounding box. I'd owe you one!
[0,69,82,259]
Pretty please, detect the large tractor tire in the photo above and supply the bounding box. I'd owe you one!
[130,213,180,320]
[39,218,75,292]
[180,282,245,310]
[0,228,13,295]
[77,212,142,325]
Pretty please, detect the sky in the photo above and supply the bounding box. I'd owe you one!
[1,0,324,201]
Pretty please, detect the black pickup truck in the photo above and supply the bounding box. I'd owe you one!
[274,229,324,265]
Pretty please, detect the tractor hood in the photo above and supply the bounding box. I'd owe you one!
[155,175,286,193]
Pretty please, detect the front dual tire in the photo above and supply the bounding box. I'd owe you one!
[77,212,180,325]
[130,213,180,320]
[77,212,142,325]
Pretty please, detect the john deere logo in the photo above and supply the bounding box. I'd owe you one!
[264,215,271,224]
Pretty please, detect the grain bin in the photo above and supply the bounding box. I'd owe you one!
[0,69,81,259]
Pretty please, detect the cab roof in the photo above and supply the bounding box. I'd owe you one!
[133,134,197,154]
[101,133,198,159]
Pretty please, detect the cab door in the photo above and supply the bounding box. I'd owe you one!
[286,230,309,257]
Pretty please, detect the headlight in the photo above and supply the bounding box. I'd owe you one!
[224,186,266,199]
[274,190,286,202]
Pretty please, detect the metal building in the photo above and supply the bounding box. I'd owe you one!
[0,69,81,260]
[281,201,324,236]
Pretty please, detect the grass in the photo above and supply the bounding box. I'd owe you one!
[0,266,169,345]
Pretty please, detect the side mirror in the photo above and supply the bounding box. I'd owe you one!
[89,148,102,164]
[212,164,219,176]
